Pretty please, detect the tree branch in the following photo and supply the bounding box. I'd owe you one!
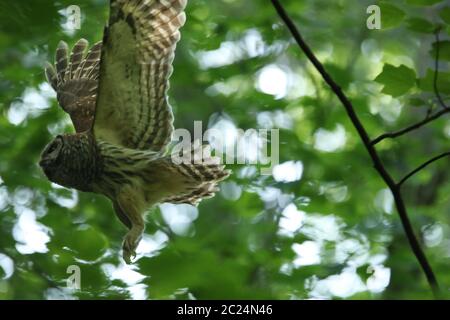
[270,0,440,297]
[371,107,450,145]
[399,152,450,187]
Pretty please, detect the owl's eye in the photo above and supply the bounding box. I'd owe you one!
[46,138,62,155]
[47,143,58,154]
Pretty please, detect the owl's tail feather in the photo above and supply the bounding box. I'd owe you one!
[161,144,230,206]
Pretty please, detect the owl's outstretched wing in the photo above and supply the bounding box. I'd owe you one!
[93,0,187,152]
[45,39,102,132]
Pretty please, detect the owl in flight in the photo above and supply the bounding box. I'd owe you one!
[40,0,230,263]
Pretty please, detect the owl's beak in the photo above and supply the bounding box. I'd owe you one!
[39,159,53,179]
[39,159,49,168]
[39,159,51,177]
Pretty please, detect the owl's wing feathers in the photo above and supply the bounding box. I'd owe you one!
[45,39,102,132]
[161,143,231,206]
[94,0,187,152]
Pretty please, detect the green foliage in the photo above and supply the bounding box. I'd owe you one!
[374,64,416,97]
[405,18,435,33]
[417,69,450,94]
[439,7,450,25]
[378,3,405,29]
[0,0,449,300]
[431,40,450,61]
[406,0,443,6]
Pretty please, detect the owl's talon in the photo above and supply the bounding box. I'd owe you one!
[122,230,141,264]
[123,250,135,264]
[122,244,136,264]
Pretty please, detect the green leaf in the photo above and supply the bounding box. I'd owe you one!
[439,7,450,25]
[405,18,435,33]
[406,0,442,5]
[379,3,405,29]
[374,64,416,97]
[430,40,450,61]
[417,69,450,94]
[408,97,427,107]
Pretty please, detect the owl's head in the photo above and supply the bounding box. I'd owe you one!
[40,135,64,181]
[39,133,99,191]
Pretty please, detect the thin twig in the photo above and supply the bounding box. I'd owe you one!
[433,29,449,110]
[399,152,450,187]
[371,107,450,145]
[270,0,440,297]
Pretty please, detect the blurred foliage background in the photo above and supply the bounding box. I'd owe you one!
[0,0,450,299]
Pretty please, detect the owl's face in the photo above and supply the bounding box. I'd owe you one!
[39,135,66,184]
[39,133,98,191]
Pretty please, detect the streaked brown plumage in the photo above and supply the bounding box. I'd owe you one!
[40,0,230,263]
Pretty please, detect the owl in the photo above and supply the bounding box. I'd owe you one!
[40,0,230,263]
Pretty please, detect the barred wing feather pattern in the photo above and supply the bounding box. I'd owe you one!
[45,39,102,132]
[94,0,187,152]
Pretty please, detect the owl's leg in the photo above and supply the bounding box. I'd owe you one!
[112,200,132,230]
[116,189,145,264]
